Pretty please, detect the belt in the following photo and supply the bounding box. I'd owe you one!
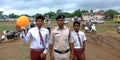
[31,48,44,51]
[74,48,83,51]
[54,49,69,54]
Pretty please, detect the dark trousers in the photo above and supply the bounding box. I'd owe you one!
[30,49,46,60]
[74,49,85,60]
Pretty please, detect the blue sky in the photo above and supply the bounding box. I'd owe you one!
[0,0,120,16]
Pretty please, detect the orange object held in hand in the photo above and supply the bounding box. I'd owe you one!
[16,16,29,27]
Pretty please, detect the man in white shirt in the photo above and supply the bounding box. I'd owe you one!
[71,21,87,60]
[16,15,50,60]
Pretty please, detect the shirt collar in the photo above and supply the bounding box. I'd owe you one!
[74,31,80,35]
[35,27,43,31]
[56,26,67,30]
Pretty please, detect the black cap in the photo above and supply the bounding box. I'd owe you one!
[56,14,65,20]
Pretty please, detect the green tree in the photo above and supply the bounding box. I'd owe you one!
[9,13,19,18]
[63,12,73,17]
[33,13,42,18]
[73,9,82,17]
[105,9,120,19]
[81,10,89,13]
[44,11,56,19]
[99,10,105,12]
[56,9,63,15]
[20,14,29,17]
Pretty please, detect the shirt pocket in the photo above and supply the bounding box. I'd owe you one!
[54,33,60,40]
[63,33,69,41]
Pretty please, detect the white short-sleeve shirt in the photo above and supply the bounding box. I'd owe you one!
[71,31,87,49]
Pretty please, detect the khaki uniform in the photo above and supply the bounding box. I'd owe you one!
[50,26,73,60]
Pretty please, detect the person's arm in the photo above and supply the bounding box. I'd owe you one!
[82,32,87,51]
[38,29,50,59]
[40,31,50,58]
[43,31,50,54]
[49,31,54,60]
[81,39,86,60]
[16,25,31,43]
[82,41,86,52]
[49,44,53,55]
[69,41,74,53]
[69,31,74,60]
[20,30,31,43]
[69,42,74,54]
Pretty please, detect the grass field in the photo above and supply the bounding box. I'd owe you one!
[0,21,16,32]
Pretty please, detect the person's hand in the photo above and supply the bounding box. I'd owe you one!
[69,54,74,60]
[50,54,54,60]
[40,53,46,59]
[16,25,22,32]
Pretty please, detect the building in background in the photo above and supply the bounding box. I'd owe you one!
[82,10,105,21]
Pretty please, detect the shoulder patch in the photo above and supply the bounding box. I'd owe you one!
[51,26,57,31]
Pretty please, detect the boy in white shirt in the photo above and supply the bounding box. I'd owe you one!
[71,21,87,60]
[16,15,49,60]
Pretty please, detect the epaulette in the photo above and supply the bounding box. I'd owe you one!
[51,26,58,31]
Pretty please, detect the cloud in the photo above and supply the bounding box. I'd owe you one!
[0,0,120,15]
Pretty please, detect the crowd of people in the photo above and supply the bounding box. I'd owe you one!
[16,14,87,60]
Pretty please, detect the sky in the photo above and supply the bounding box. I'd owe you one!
[0,0,120,16]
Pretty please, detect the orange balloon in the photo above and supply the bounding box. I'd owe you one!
[16,16,29,27]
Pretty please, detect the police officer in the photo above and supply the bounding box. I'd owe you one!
[49,14,74,60]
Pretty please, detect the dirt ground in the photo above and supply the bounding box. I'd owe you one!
[86,33,120,60]
[0,22,120,60]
